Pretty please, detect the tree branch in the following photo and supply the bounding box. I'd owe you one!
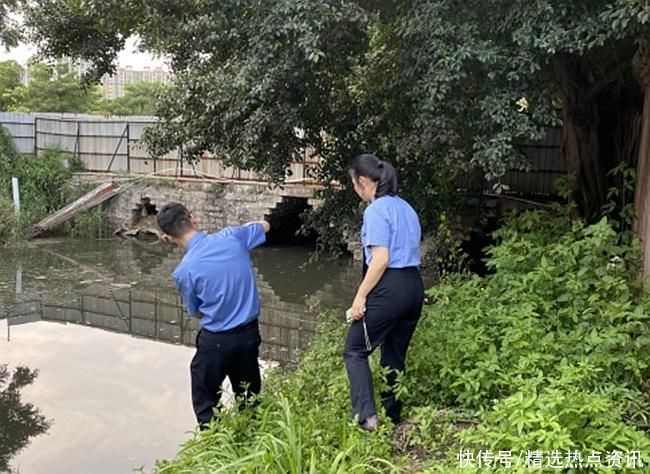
[587,60,633,98]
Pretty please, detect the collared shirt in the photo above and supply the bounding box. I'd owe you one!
[361,195,421,267]
[172,224,266,332]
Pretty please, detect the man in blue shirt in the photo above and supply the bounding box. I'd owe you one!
[157,202,270,427]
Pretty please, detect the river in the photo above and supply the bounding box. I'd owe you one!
[0,238,361,473]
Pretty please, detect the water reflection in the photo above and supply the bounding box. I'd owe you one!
[1,318,197,474]
[0,239,360,473]
[1,240,359,365]
[0,364,50,473]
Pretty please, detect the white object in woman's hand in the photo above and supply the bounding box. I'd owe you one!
[350,296,367,320]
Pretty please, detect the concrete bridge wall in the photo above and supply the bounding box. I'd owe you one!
[73,173,322,234]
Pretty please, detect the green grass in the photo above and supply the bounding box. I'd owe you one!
[156,313,398,473]
[156,209,650,473]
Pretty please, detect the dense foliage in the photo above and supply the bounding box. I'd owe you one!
[156,209,650,472]
[20,1,650,248]
[0,147,73,236]
[410,211,650,464]
[156,317,395,474]
[15,62,102,113]
[0,0,21,49]
[0,126,109,240]
[0,125,21,241]
[94,80,166,116]
[0,60,165,115]
[0,60,23,110]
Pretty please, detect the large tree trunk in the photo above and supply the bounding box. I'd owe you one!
[634,52,650,275]
[554,55,607,220]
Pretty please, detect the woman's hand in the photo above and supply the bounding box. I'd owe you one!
[350,246,388,321]
[351,295,367,320]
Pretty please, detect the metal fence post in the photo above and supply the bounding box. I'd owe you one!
[126,123,131,173]
[75,121,80,159]
[106,124,129,172]
[179,143,184,177]
[33,117,38,156]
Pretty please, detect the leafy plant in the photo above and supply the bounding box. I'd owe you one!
[93,80,166,116]
[62,205,110,239]
[156,208,650,472]
[155,313,396,473]
[0,128,85,239]
[13,63,102,113]
[58,181,111,239]
[403,209,650,467]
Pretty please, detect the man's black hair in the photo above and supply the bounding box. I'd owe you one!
[157,202,194,238]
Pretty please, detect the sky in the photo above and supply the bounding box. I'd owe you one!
[0,36,168,70]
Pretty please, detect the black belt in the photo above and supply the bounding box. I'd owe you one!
[200,317,259,336]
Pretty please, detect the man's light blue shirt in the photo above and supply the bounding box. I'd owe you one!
[172,224,266,332]
[361,195,421,267]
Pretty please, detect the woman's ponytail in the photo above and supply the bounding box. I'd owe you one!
[348,154,399,197]
[347,154,398,197]
[376,160,398,197]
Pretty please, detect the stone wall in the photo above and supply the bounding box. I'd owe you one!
[73,174,320,233]
[113,181,286,231]
[70,174,402,260]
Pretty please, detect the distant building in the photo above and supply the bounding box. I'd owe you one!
[101,66,170,99]
[25,58,171,99]
[18,64,29,86]
[65,57,94,78]
[63,57,171,99]
[17,58,91,86]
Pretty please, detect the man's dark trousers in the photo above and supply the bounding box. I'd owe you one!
[190,318,261,425]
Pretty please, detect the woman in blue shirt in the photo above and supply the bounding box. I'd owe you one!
[344,154,424,431]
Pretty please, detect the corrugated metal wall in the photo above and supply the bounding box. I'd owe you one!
[1,112,36,155]
[0,112,565,195]
[457,128,565,197]
[506,127,564,196]
[0,112,320,184]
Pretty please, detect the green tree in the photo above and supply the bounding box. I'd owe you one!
[22,1,650,239]
[94,80,165,116]
[19,62,101,113]
[0,60,25,110]
[391,1,650,220]
[0,365,50,472]
[0,0,22,49]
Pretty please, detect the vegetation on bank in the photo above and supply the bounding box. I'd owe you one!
[0,127,109,243]
[156,208,650,473]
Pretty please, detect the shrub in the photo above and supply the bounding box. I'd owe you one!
[60,182,110,239]
[0,146,74,237]
[62,206,110,239]
[0,127,95,239]
[155,314,396,473]
[0,196,16,243]
[158,209,650,472]
[404,210,650,468]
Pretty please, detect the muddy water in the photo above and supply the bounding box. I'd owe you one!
[0,238,360,473]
